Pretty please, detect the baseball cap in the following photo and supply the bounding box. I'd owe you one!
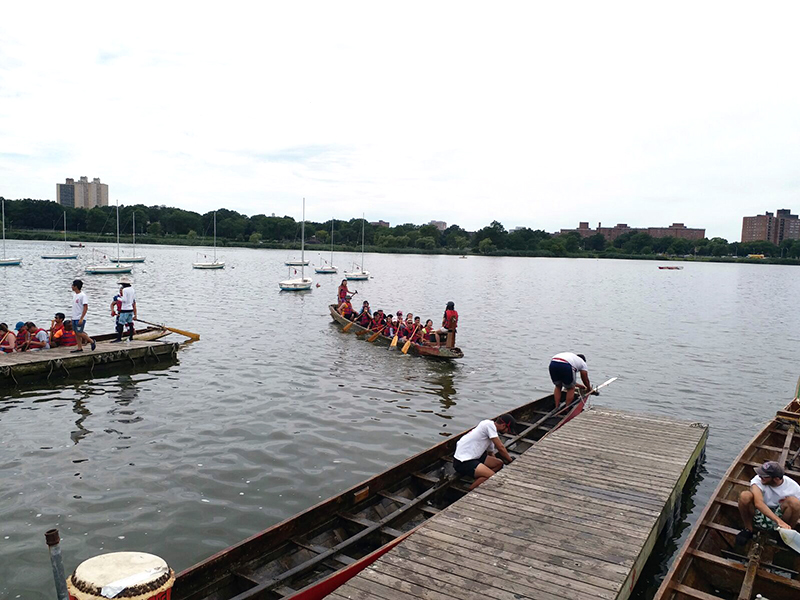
[14,321,24,331]
[755,461,784,479]
[497,413,517,429]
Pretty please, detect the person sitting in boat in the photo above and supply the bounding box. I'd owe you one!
[396,317,412,344]
[337,295,355,320]
[337,280,351,305]
[453,414,516,490]
[0,323,16,353]
[26,322,50,351]
[14,321,29,352]
[736,461,800,545]
[432,301,458,348]
[369,310,384,332]
[549,352,594,410]
[355,301,372,327]
[421,319,435,345]
[49,312,66,346]
[410,316,423,344]
[58,320,78,348]
[383,314,396,338]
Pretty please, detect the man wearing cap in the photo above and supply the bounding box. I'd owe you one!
[453,414,516,490]
[14,321,29,351]
[549,352,593,410]
[736,460,800,544]
[112,276,137,342]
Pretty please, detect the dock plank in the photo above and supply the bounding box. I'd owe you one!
[334,407,708,600]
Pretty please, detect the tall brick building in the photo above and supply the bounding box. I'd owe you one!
[560,222,705,241]
[57,176,109,209]
[741,209,800,244]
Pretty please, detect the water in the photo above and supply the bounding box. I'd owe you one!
[1,239,798,598]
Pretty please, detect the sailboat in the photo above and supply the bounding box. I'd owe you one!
[193,211,225,269]
[344,213,370,281]
[279,199,313,291]
[110,211,145,262]
[41,211,79,259]
[85,200,133,275]
[0,198,22,266]
[315,219,338,274]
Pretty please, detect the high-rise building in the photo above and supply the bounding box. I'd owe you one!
[741,209,800,244]
[428,220,447,231]
[57,176,109,208]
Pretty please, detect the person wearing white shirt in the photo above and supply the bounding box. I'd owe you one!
[736,460,800,545]
[112,276,137,342]
[70,279,96,353]
[549,352,593,410]
[453,414,516,490]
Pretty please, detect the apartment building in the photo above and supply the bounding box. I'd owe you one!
[56,177,109,209]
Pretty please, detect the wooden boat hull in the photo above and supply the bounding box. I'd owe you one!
[655,393,800,600]
[173,391,588,600]
[329,305,464,359]
[92,326,171,342]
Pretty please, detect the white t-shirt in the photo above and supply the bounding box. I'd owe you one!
[72,291,88,321]
[120,287,136,311]
[551,352,588,381]
[750,474,800,508]
[32,329,50,350]
[454,420,499,462]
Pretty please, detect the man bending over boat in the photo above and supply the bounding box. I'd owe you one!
[453,414,516,490]
[549,352,593,410]
[736,461,800,544]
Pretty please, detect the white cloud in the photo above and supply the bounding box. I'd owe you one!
[2,1,800,239]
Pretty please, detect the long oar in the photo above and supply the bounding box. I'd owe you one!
[401,325,420,354]
[367,325,386,342]
[590,377,618,395]
[134,318,200,341]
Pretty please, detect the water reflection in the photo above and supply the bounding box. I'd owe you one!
[70,396,92,444]
[421,367,459,411]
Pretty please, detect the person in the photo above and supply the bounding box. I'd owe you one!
[383,314,396,338]
[26,322,50,350]
[453,414,516,490]
[736,461,800,544]
[71,279,96,353]
[421,319,435,345]
[14,321,29,352]
[110,288,123,333]
[337,295,355,320]
[0,323,16,353]
[337,280,351,304]
[50,313,66,347]
[549,352,592,410]
[58,320,78,347]
[112,276,137,342]
[410,316,423,344]
[433,301,458,348]
[355,300,372,327]
[369,310,385,332]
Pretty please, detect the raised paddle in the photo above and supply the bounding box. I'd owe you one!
[401,325,420,354]
[134,318,200,341]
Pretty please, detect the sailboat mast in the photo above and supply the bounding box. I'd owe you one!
[361,212,365,272]
[301,198,306,279]
[132,212,136,256]
[64,211,68,252]
[330,219,334,263]
[213,211,217,261]
[2,199,6,259]
[116,200,121,260]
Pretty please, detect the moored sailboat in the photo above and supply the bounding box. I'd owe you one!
[344,213,369,281]
[315,219,338,274]
[279,199,312,291]
[41,211,78,259]
[110,211,145,263]
[193,211,225,269]
[85,200,133,275]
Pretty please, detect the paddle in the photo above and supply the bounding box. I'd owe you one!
[390,326,399,348]
[367,326,386,342]
[342,320,355,332]
[134,318,200,341]
[401,325,420,354]
[590,377,618,395]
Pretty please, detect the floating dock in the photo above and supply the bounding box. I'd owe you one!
[329,407,708,600]
[0,339,180,386]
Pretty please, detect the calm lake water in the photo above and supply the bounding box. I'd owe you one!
[1,239,798,599]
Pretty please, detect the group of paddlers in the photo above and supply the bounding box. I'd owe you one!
[336,280,458,348]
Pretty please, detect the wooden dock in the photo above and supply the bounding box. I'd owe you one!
[0,339,180,386]
[329,407,708,600]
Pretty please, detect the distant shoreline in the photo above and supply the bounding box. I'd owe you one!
[7,229,799,266]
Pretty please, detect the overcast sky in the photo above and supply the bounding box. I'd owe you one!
[2,2,799,240]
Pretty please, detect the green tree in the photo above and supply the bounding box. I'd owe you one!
[416,236,436,249]
[585,233,606,251]
[187,229,197,239]
[249,232,262,243]
[147,222,163,236]
[315,229,329,244]
[478,238,497,254]
[563,232,582,253]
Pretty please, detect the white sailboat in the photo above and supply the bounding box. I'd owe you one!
[193,211,225,269]
[85,200,133,275]
[110,211,145,263]
[41,211,78,259]
[279,199,313,291]
[344,213,369,281]
[0,198,22,266]
[315,219,338,274]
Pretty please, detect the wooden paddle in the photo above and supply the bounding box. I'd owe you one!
[390,326,399,348]
[134,318,200,341]
[342,320,355,332]
[367,325,386,342]
[401,325,420,354]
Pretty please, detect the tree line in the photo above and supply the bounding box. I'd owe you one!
[2,198,799,259]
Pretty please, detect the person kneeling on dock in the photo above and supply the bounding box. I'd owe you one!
[453,414,516,490]
[736,461,800,545]
[549,352,593,410]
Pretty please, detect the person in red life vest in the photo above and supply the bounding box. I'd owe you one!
[337,280,351,305]
[369,310,384,332]
[397,317,413,344]
[49,313,66,347]
[0,323,16,353]
[433,301,458,348]
[337,295,355,320]
[421,319,435,345]
[383,314,395,338]
[58,320,78,347]
[410,316,423,344]
[355,300,372,326]
[26,322,50,351]
[14,322,29,351]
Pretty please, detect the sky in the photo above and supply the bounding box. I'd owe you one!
[2,2,800,241]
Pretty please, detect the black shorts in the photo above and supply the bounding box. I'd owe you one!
[549,360,575,388]
[453,450,488,477]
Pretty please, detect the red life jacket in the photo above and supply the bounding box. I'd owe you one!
[60,330,78,346]
[340,301,353,316]
[444,309,458,330]
[29,328,47,348]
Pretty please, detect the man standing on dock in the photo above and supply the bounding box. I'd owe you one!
[112,276,137,342]
[736,461,800,544]
[453,414,516,490]
[70,279,96,353]
[549,352,592,410]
